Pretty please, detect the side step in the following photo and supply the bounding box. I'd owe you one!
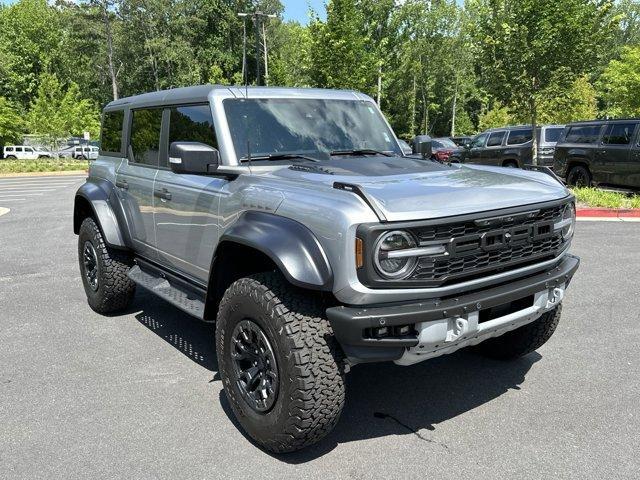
[127,264,206,319]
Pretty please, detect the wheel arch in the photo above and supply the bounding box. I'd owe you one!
[204,211,334,320]
[74,179,130,249]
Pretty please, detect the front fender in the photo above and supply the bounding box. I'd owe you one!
[74,178,130,249]
[219,211,333,290]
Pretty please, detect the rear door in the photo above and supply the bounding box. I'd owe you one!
[631,130,640,188]
[599,122,638,187]
[484,130,507,165]
[153,104,227,283]
[116,107,163,259]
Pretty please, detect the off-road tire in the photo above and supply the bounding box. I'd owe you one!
[474,305,562,360]
[78,217,135,313]
[6,155,16,159]
[216,272,346,453]
[566,165,591,187]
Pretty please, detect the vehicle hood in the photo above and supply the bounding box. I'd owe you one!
[265,156,570,221]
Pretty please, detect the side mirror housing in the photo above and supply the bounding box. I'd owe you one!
[412,135,432,158]
[169,142,220,174]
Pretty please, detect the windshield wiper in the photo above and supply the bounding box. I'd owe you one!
[241,153,320,163]
[329,149,395,157]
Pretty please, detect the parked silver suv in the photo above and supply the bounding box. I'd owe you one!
[73,85,579,453]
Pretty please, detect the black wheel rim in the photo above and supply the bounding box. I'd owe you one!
[230,320,279,413]
[83,241,99,291]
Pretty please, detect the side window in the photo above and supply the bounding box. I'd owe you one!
[544,127,563,143]
[129,108,163,166]
[603,123,636,145]
[565,125,601,144]
[165,104,217,168]
[487,131,506,147]
[16,147,23,152]
[507,129,532,145]
[101,110,124,154]
[25,147,34,153]
[470,133,488,148]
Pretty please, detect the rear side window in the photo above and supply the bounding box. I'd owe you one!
[129,108,163,166]
[487,131,506,147]
[544,127,563,143]
[16,147,23,152]
[165,104,217,168]
[603,123,636,145]
[565,125,601,144]
[507,129,532,145]
[101,110,124,154]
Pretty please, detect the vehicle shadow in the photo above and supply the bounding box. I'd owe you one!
[128,293,540,462]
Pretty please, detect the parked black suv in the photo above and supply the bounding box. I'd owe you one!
[450,125,565,168]
[553,119,640,189]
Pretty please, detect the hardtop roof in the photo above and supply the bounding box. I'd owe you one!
[103,84,367,110]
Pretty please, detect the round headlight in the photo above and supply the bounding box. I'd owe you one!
[374,230,418,279]
[562,203,576,239]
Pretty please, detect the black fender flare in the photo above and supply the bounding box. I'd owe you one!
[74,178,131,249]
[218,211,333,290]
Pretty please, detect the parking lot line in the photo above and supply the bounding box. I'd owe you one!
[0,207,9,216]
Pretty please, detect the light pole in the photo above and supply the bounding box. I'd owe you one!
[237,10,276,86]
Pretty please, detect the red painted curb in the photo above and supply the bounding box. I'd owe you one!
[577,207,640,218]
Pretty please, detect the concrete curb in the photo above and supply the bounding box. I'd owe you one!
[576,207,640,219]
[0,170,87,178]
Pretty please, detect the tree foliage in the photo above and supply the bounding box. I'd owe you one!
[598,46,640,117]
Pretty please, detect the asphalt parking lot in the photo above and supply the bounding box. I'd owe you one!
[1,175,639,479]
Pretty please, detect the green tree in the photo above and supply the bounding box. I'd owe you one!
[478,103,513,131]
[27,73,100,150]
[0,97,24,147]
[538,73,598,124]
[598,45,640,117]
[469,0,616,162]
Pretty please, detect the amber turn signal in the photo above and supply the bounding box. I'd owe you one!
[355,237,364,268]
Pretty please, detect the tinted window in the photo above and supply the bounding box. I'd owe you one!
[165,105,217,167]
[470,133,488,148]
[224,98,401,160]
[507,129,533,145]
[565,125,601,144]
[487,131,506,147]
[129,108,163,166]
[544,127,563,143]
[603,123,636,145]
[16,147,23,152]
[101,110,124,153]
[434,138,457,148]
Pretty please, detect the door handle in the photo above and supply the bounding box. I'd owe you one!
[115,179,129,190]
[154,188,172,201]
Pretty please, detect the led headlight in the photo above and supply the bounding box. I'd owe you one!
[561,202,576,239]
[374,230,418,279]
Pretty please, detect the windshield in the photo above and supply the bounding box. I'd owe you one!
[223,98,402,161]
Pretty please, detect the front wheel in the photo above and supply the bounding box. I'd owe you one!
[474,306,562,360]
[216,272,346,453]
[78,217,136,313]
[566,165,591,187]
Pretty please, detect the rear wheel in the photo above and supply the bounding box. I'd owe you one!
[474,306,562,360]
[6,155,16,159]
[216,272,346,453]
[566,165,591,187]
[78,217,136,313]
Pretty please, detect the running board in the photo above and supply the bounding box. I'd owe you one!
[127,264,206,319]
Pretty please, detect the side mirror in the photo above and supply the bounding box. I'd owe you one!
[169,142,220,174]
[412,135,432,158]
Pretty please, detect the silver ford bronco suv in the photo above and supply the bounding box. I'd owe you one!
[74,85,579,453]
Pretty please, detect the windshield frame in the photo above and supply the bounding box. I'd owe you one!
[221,97,403,164]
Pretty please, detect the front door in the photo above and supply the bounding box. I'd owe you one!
[599,122,638,188]
[484,130,507,166]
[115,107,163,259]
[467,133,488,164]
[153,104,227,283]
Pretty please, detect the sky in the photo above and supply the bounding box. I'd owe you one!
[282,0,326,24]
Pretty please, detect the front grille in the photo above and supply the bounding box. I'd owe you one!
[406,204,566,285]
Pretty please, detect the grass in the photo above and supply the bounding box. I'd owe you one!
[572,187,640,209]
[0,158,88,174]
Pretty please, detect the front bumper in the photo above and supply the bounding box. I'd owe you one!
[326,254,580,364]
